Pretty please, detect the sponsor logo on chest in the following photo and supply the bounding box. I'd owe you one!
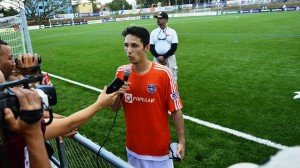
[124,84,157,104]
[125,93,155,104]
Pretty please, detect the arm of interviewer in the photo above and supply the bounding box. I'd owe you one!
[43,111,66,119]
[4,87,50,168]
[171,109,185,160]
[44,86,124,140]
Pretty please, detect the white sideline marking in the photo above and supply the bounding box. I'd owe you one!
[130,16,239,26]
[32,28,113,39]
[44,71,289,150]
[183,115,288,150]
[42,71,103,93]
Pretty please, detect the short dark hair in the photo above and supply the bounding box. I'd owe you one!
[122,26,149,48]
[0,39,8,46]
[0,39,8,57]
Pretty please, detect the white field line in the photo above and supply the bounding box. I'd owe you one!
[171,15,240,24]
[31,28,114,40]
[44,71,289,150]
[183,115,288,150]
[130,15,239,26]
[43,71,103,93]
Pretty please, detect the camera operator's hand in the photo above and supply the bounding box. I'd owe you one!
[3,87,42,135]
[17,53,39,69]
[16,53,40,76]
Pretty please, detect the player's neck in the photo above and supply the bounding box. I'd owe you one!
[132,59,152,74]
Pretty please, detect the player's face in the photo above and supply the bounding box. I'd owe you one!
[0,45,14,80]
[124,34,149,64]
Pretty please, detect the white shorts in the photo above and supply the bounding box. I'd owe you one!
[154,55,178,82]
[127,152,174,168]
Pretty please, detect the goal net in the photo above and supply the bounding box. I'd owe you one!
[0,14,26,58]
[49,18,74,27]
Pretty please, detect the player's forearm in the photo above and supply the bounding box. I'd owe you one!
[171,109,185,144]
[111,95,122,112]
[163,43,178,59]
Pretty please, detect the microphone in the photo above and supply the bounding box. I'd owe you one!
[124,68,131,82]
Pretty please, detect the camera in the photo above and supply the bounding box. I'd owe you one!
[0,75,57,124]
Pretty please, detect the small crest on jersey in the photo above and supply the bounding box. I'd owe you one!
[125,93,133,103]
[147,84,156,94]
[170,92,179,101]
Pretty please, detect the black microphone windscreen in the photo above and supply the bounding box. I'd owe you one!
[124,68,131,81]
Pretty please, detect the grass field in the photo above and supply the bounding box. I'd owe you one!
[29,11,300,168]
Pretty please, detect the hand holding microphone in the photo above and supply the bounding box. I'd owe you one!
[120,68,131,98]
[108,68,130,112]
[106,67,130,94]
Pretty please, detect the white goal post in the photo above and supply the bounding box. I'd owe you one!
[0,9,32,58]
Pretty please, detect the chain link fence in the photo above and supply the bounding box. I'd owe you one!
[48,133,133,168]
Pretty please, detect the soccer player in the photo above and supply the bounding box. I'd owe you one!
[113,26,185,168]
[150,11,179,82]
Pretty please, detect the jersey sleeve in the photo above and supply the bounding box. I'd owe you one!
[115,66,124,79]
[165,68,183,112]
[172,29,178,44]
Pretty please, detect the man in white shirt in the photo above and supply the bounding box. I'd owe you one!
[150,12,179,82]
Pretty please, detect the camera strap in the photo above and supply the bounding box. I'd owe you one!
[19,108,43,124]
[18,64,41,73]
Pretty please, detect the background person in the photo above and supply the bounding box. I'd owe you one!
[150,11,179,82]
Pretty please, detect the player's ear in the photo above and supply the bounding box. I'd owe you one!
[144,44,150,51]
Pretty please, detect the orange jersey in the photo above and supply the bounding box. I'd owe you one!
[116,62,183,156]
